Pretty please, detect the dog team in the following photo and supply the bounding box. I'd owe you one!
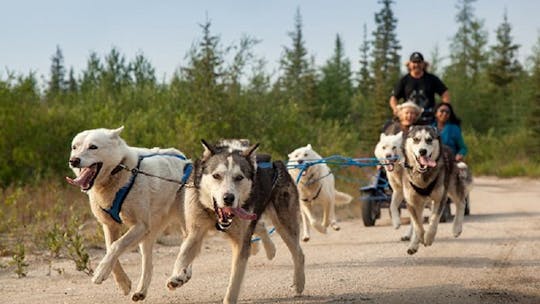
[66,121,472,302]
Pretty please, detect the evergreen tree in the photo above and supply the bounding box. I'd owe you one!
[446,0,489,131]
[102,47,131,95]
[487,9,523,131]
[366,0,401,143]
[132,53,156,88]
[317,34,353,122]
[277,7,318,114]
[526,35,540,159]
[46,45,67,100]
[67,67,78,94]
[357,23,372,97]
[80,52,102,95]
[488,10,521,88]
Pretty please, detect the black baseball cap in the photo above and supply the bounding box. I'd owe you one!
[410,52,424,62]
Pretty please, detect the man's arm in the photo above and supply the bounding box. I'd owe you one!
[389,95,399,116]
[441,90,450,103]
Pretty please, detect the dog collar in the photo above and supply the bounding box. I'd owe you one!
[102,153,190,224]
[301,185,323,202]
[409,177,438,196]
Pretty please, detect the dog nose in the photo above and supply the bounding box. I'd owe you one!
[297,160,304,164]
[419,149,427,156]
[223,193,235,206]
[69,157,81,167]
[385,153,392,159]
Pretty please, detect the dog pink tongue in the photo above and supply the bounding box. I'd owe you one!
[65,168,93,188]
[231,207,257,221]
[419,156,437,168]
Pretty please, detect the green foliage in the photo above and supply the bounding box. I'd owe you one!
[10,243,29,278]
[64,216,93,275]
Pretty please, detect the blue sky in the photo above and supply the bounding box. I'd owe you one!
[1,0,538,83]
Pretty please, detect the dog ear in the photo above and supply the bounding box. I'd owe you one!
[243,143,259,157]
[110,126,124,138]
[307,144,312,149]
[242,143,259,168]
[380,133,386,141]
[201,139,218,159]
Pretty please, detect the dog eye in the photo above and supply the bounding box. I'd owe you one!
[212,173,222,180]
[234,175,244,182]
[303,153,308,157]
[72,145,77,150]
[413,138,420,143]
[89,144,98,150]
[426,138,433,144]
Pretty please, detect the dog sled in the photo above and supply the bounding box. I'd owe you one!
[359,167,470,227]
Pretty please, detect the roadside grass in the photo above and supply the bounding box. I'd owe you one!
[0,181,99,277]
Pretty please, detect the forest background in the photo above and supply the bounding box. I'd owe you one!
[0,0,539,260]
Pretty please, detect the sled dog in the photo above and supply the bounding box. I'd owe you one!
[287,144,352,241]
[167,139,305,304]
[402,125,473,255]
[374,132,405,230]
[66,126,191,301]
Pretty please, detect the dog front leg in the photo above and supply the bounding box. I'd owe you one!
[224,235,251,304]
[167,227,206,290]
[253,222,276,260]
[131,236,155,302]
[93,222,148,285]
[390,187,404,229]
[325,193,340,231]
[300,207,311,241]
[300,201,326,234]
[425,197,445,246]
[101,224,131,295]
[405,202,425,255]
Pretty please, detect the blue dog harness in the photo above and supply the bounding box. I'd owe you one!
[102,153,192,224]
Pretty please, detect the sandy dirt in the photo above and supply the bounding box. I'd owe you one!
[2,176,540,304]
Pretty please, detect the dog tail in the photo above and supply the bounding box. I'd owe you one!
[457,161,473,191]
[335,191,353,206]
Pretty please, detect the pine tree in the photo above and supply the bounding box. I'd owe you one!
[132,53,156,88]
[446,0,489,131]
[46,45,67,100]
[526,35,540,159]
[487,10,522,131]
[277,7,317,114]
[366,0,401,143]
[317,34,353,122]
[80,52,102,95]
[357,23,372,97]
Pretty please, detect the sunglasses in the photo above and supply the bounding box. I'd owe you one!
[438,109,450,114]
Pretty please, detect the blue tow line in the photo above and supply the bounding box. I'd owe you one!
[251,227,276,243]
[286,155,397,184]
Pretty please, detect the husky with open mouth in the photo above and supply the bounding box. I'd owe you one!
[402,125,473,255]
[167,139,305,304]
[66,126,191,301]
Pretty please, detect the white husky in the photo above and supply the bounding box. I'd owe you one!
[66,127,191,301]
[374,132,406,230]
[288,144,353,242]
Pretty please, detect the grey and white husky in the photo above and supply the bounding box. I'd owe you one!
[167,139,305,304]
[402,125,473,255]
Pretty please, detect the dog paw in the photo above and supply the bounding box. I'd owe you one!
[117,279,131,295]
[400,235,410,242]
[92,262,111,284]
[331,223,340,231]
[302,236,310,242]
[132,292,146,302]
[313,223,327,234]
[453,227,462,238]
[167,268,192,290]
[424,231,436,246]
[407,247,418,255]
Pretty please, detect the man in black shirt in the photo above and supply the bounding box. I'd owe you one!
[389,52,450,124]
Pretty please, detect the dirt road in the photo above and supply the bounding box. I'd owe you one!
[2,176,540,304]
